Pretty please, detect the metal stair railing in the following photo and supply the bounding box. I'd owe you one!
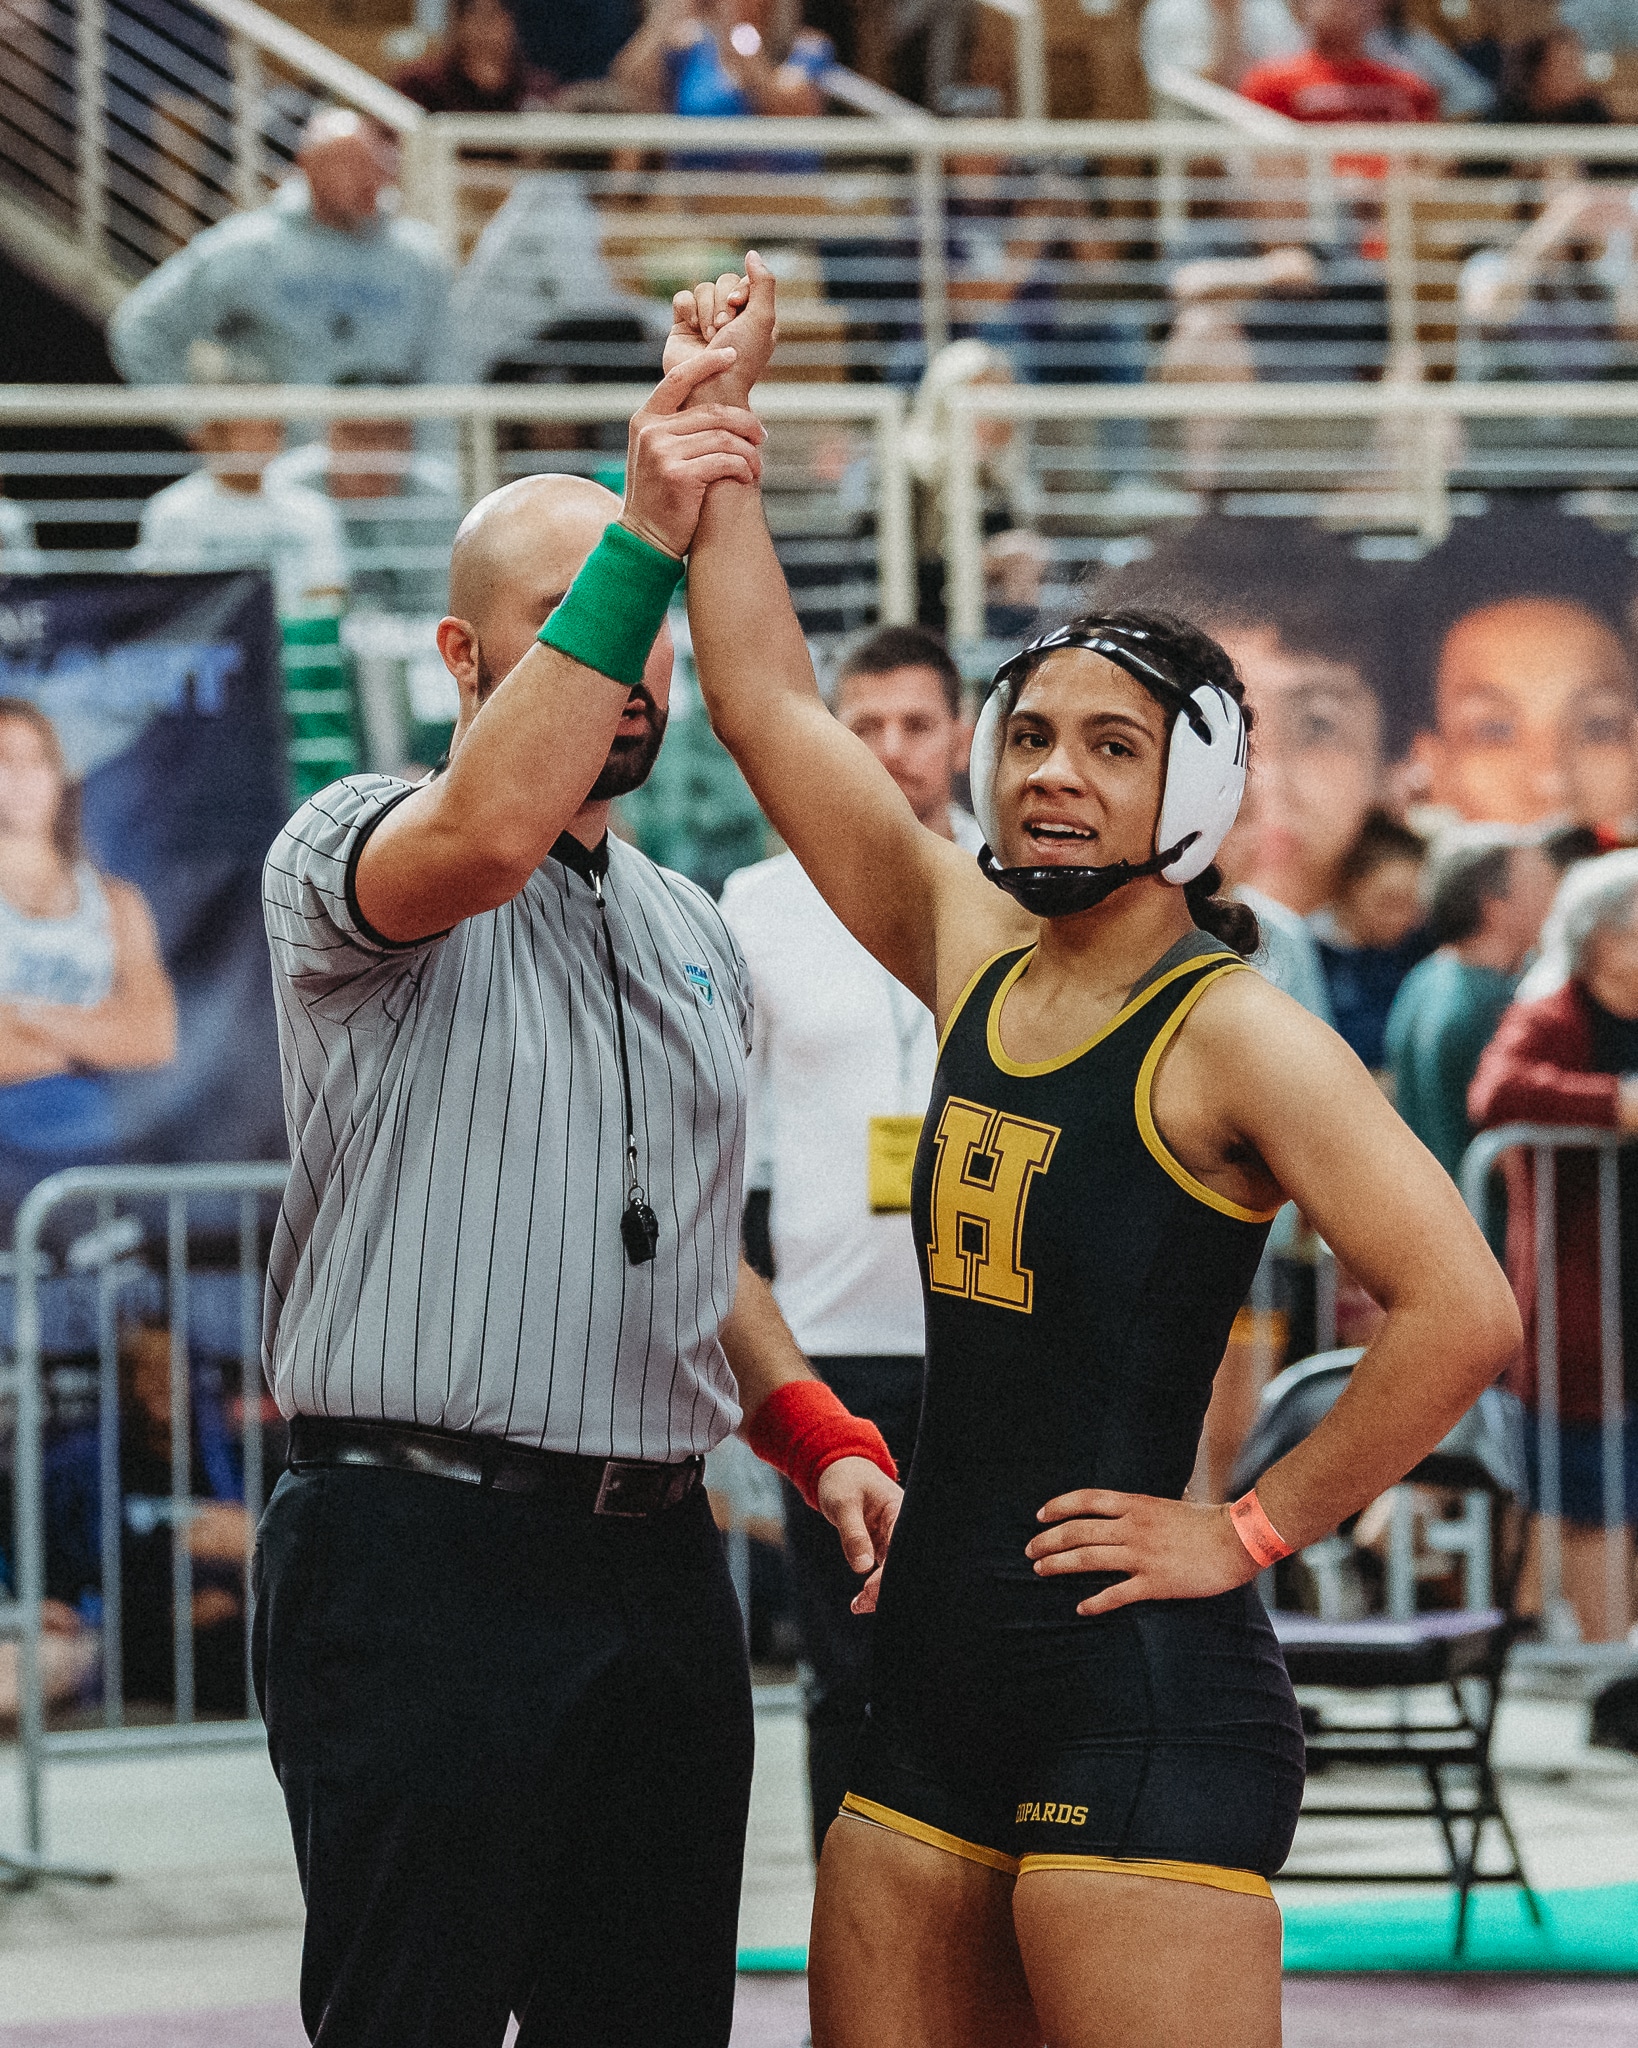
[15,10,1638,399]
[15,19,1638,492]
[0,0,424,311]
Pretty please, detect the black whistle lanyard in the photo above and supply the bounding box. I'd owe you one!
[590,866,660,1267]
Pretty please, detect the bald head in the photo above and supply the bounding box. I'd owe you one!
[437,474,675,796]
[449,473,621,635]
[297,109,398,232]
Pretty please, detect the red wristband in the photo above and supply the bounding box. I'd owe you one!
[1229,1488,1293,1570]
[743,1379,897,1510]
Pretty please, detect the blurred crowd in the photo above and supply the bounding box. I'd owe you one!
[4,0,1638,616]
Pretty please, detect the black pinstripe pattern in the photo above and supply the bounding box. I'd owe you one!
[262,775,752,1457]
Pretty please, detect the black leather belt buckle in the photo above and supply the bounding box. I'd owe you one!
[594,1458,670,1517]
[592,1457,700,1517]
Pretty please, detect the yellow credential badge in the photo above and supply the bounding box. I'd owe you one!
[926,1096,1058,1312]
[868,1114,923,1213]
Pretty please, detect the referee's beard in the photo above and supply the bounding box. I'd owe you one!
[477,655,668,800]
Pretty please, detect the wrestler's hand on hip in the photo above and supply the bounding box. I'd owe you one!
[816,1456,902,1599]
[1025,1489,1260,1617]
[621,345,766,557]
[667,250,779,409]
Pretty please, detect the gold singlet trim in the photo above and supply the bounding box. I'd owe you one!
[839,1795,1019,1875]
[1016,1854,1275,1899]
[936,947,1027,1062]
[986,952,1231,1080]
[839,1797,1275,1898]
[1133,963,1282,1224]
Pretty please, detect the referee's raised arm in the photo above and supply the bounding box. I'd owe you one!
[353,344,764,943]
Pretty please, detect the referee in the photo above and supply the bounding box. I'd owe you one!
[254,345,900,2048]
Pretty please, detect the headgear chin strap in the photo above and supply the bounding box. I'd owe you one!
[975,839,1196,918]
[970,623,1248,920]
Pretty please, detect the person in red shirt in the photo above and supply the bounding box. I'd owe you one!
[1238,0,1439,124]
[1238,0,1435,277]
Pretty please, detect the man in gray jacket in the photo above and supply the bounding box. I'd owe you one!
[109,110,450,392]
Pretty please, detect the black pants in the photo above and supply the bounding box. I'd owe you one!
[779,1354,923,1865]
[251,1464,754,2048]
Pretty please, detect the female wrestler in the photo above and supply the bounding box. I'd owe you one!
[675,262,1522,2048]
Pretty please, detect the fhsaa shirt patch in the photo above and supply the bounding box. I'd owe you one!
[684,963,715,1007]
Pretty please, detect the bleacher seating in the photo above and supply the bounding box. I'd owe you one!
[7,0,1638,690]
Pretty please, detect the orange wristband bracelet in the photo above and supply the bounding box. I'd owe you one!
[1229,1488,1293,1570]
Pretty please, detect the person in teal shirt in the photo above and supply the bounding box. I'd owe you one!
[1386,826,1559,1181]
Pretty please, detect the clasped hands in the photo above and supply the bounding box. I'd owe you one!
[619,250,778,561]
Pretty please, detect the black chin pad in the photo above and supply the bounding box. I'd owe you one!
[976,839,1196,919]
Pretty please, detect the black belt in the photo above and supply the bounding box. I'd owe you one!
[287,1417,705,1518]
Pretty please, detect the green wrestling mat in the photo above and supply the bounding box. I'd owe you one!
[737,1883,1638,1976]
[1278,1883,1638,1973]
[738,1947,809,1974]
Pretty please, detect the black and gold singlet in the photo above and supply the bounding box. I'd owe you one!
[844,935,1307,1894]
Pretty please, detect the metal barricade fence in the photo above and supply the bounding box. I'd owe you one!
[1460,1125,1633,1660]
[3,1161,287,1875]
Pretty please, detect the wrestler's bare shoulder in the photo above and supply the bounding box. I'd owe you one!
[925,840,1036,1036]
[1174,960,1380,1121]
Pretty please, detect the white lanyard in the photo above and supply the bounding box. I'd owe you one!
[883,976,926,1112]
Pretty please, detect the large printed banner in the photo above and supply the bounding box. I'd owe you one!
[1092,503,1638,913]
[0,571,290,1227]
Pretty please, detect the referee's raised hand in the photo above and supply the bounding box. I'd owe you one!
[620,344,768,560]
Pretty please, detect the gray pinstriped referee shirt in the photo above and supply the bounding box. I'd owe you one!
[261,775,752,1459]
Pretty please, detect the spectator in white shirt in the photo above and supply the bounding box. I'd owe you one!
[1141,0,1305,89]
[131,343,347,616]
[449,170,670,383]
[719,623,980,1861]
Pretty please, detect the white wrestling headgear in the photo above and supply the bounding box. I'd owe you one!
[969,622,1248,918]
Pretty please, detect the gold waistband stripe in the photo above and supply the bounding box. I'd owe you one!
[839,1797,1274,1898]
[1016,1852,1274,1898]
[839,1794,1020,1876]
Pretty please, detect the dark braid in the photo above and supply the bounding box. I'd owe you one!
[1183,864,1261,958]
[1058,606,1261,960]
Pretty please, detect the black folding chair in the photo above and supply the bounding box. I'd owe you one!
[1229,1349,1542,1952]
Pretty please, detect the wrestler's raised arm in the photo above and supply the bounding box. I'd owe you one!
[680,257,1031,1017]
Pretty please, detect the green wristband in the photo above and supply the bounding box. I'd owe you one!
[537,520,686,689]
